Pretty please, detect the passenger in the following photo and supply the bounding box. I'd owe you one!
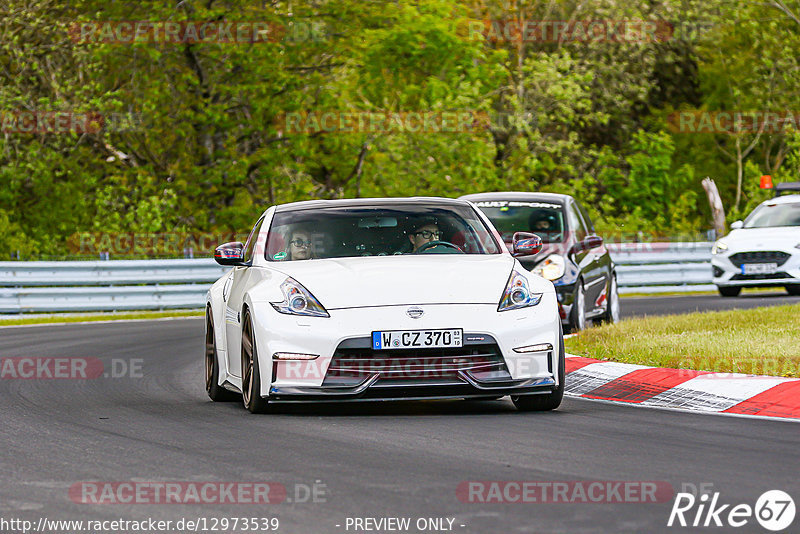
[285,227,315,260]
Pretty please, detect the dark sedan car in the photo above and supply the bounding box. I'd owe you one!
[461,192,619,332]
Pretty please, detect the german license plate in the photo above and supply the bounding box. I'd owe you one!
[742,263,778,275]
[372,329,463,350]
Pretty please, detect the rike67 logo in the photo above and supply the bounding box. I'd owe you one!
[668,489,795,531]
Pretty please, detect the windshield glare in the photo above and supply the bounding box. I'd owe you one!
[472,201,565,244]
[265,204,502,261]
[744,202,800,228]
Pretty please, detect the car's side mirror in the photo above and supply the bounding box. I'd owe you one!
[214,242,246,266]
[572,235,603,254]
[512,232,543,257]
[585,235,603,249]
[730,220,744,230]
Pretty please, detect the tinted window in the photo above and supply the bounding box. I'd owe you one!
[744,202,800,228]
[575,201,595,233]
[265,204,502,261]
[472,200,565,244]
[566,202,587,241]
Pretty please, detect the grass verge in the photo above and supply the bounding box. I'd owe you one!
[565,303,800,377]
[0,310,203,327]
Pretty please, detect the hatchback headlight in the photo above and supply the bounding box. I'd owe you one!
[271,277,329,317]
[532,254,566,281]
[498,270,543,312]
[711,241,728,255]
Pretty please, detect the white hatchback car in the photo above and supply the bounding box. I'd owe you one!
[205,198,565,413]
[712,193,800,297]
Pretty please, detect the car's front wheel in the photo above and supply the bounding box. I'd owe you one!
[566,281,586,333]
[205,308,239,402]
[512,325,565,412]
[241,309,271,414]
[718,286,741,297]
[602,275,620,324]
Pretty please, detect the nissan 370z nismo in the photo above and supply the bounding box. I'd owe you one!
[205,198,564,413]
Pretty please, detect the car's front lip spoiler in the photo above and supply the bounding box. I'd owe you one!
[267,371,556,402]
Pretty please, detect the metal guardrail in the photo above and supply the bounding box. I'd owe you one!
[607,242,714,294]
[0,244,715,313]
[0,259,228,313]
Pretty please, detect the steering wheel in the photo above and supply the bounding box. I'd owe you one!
[415,240,464,254]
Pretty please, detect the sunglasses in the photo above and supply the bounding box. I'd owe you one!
[411,230,440,240]
[290,239,313,248]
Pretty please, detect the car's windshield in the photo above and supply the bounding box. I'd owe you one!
[265,203,502,261]
[472,200,565,243]
[743,202,800,228]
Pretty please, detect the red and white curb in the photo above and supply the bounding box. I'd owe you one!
[565,354,800,421]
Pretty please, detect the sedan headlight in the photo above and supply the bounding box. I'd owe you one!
[270,277,329,317]
[532,254,566,281]
[498,270,543,312]
[711,241,728,255]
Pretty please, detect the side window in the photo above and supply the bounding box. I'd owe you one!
[566,202,587,242]
[243,217,265,264]
[575,201,595,234]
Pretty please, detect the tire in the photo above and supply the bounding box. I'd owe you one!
[787,285,800,296]
[566,281,586,333]
[602,275,620,324]
[718,286,741,297]
[205,308,239,402]
[241,309,271,414]
[512,324,565,412]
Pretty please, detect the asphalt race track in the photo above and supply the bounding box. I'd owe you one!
[1,309,798,533]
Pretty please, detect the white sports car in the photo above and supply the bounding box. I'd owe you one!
[712,191,800,296]
[205,197,564,413]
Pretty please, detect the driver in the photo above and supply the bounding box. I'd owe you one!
[408,221,441,252]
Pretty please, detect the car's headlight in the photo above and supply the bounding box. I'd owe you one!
[270,277,329,317]
[498,270,543,312]
[712,241,728,255]
[532,254,566,281]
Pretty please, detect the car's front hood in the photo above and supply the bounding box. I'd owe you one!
[724,227,800,251]
[268,255,521,309]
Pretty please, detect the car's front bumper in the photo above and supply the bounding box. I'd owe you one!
[712,248,800,287]
[249,296,561,401]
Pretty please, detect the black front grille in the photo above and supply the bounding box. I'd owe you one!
[729,251,791,267]
[323,343,510,386]
[731,272,792,281]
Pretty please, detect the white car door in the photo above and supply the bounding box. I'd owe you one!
[224,216,265,379]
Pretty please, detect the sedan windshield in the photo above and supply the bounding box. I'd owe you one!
[744,202,800,228]
[472,201,565,243]
[265,203,502,261]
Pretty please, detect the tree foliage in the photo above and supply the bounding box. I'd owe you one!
[1,0,799,258]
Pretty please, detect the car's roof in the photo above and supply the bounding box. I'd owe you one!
[274,196,471,212]
[459,191,571,205]
[760,193,800,205]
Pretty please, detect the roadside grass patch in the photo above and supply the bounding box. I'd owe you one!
[0,310,203,327]
[565,304,800,378]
